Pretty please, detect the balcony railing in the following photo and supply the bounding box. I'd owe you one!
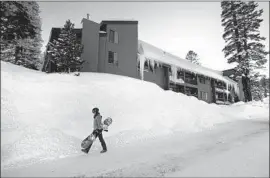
[215,87,228,93]
[169,76,185,84]
[185,78,197,85]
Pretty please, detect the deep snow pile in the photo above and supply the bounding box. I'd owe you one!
[227,97,269,120]
[1,61,269,170]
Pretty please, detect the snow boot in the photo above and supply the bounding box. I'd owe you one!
[100,150,107,153]
[81,149,89,154]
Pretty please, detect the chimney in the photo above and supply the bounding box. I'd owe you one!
[87,13,90,20]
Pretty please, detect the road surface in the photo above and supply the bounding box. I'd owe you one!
[2,118,269,177]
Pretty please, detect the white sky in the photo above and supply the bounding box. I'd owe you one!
[39,2,269,76]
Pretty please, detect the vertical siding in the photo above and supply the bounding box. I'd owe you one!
[197,78,212,103]
[98,36,106,72]
[81,19,100,72]
[101,23,138,79]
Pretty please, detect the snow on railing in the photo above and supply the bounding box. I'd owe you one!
[169,76,185,84]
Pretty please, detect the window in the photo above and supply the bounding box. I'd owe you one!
[109,30,118,43]
[228,94,232,102]
[144,61,154,72]
[185,72,197,85]
[108,51,118,65]
[216,92,226,101]
[137,60,154,72]
[177,71,184,80]
[175,84,185,94]
[185,86,198,98]
[154,62,158,70]
[199,77,206,84]
[144,61,149,71]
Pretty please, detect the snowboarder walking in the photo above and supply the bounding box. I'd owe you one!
[81,107,107,154]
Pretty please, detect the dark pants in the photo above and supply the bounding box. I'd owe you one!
[85,129,107,152]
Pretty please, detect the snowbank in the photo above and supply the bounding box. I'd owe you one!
[1,61,269,170]
[228,97,269,120]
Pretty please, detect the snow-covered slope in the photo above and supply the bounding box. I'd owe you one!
[1,61,268,170]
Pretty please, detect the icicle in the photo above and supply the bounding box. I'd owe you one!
[223,79,240,100]
[156,62,159,68]
[139,54,146,80]
[234,83,240,98]
[171,65,177,83]
[138,43,146,80]
[150,59,155,71]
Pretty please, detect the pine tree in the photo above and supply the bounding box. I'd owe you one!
[1,2,37,46]
[48,20,84,73]
[0,1,43,70]
[16,36,43,70]
[250,73,263,101]
[221,1,269,102]
[185,50,200,65]
[260,76,269,98]
[21,2,43,70]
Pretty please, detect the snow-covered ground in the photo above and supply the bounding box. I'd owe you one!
[2,119,269,177]
[1,61,269,176]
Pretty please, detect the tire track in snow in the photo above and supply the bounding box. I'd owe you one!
[91,119,269,177]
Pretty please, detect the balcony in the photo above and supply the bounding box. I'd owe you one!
[215,81,227,90]
[215,87,228,93]
[185,78,197,85]
[169,75,185,84]
[185,72,197,85]
[185,86,198,98]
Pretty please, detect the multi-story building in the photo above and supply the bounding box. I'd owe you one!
[42,16,245,104]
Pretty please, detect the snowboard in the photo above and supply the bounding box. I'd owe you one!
[81,117,113,149]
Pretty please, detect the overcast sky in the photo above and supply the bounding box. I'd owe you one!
[38,2,269,75]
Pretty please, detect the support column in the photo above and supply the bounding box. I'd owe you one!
[183,70,186,94]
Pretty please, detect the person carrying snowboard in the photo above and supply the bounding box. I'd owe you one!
[81,107,107,154]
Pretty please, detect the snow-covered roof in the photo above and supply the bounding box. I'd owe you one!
[101,19,138,25]
[102,18,136,21]
[138,40,237,84]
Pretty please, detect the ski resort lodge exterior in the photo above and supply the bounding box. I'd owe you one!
[42,17,245,104]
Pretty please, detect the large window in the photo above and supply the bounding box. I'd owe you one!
[109,30,118,43]
[108,51,118,65]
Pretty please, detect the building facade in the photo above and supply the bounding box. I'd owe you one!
[43,17,244,104]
